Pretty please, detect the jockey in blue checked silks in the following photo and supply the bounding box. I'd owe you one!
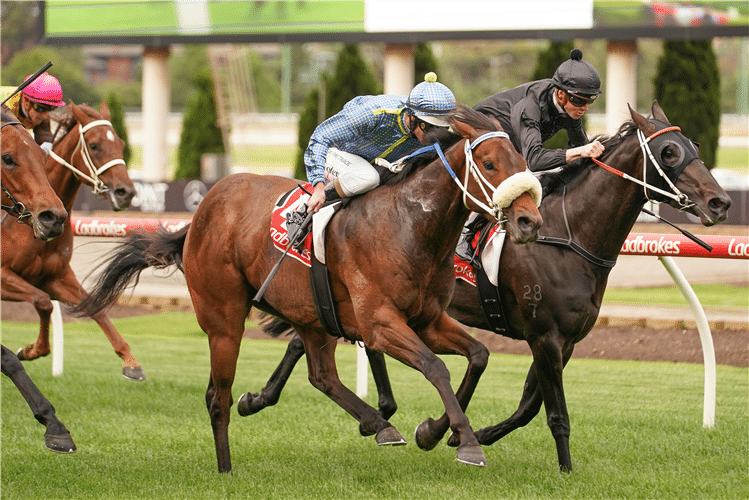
[304,72,457,213]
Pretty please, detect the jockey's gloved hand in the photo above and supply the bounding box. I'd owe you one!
[40,142,53,156]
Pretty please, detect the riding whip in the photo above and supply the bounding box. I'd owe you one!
[1,61,53,107]
[641,207,712,252]
[253,209,314,303]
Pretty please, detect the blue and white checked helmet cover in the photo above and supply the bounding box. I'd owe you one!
[404,72,456,127]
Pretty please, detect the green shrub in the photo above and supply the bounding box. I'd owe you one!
[175,72,225,180]
[654,40,720,168]
[105,92,131,164]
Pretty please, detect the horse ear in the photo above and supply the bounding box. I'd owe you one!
[650,100,670,125]
[628,103,655,135]
[70,101,85,124]
[450,117,476,140]
[99,101,111,120]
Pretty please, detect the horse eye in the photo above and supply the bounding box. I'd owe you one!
[2,153,13,167]
[483,160,495,171]
[660,145,679,166]
[89,143,99,151]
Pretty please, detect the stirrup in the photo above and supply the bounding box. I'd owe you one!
[286,205,312,251]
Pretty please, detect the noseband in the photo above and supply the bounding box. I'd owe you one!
[1,120,33,222]
[48,119,126,195]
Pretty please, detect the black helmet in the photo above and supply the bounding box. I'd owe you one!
[551,49,603,97]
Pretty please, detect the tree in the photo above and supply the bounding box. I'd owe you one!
[533,41,575,150]
[414,43,439,85]
[653,40,720,169]
[175,72,225,180]
[293,45,380,179]
[106,92,131,164]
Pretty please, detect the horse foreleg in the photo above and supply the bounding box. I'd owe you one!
[365,347,398,420]
[470,362,544,446]
[530,337,574,473]
[237,333,306,416]
[298,327,405,446]
[363,312,485,466]
[1,345,76,453]
[413,312,489,453]
[1,270,53,361]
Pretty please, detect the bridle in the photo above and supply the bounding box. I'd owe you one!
[591,123,700,210]
[1,120,33,222]
[48,119,126,195]
[434,131,542,220]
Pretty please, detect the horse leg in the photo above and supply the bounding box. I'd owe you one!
[1,270,54,361]
[47,272,145,380]
[363,311,485,466]
[412,313,489,452]
[237,333,306,416]
[297,326,406,446]
[469,363,544,446]
[365,347,398,420]
[1,345,76,453]
[528,336,575,473]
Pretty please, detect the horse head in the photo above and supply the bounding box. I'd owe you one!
[629,101,731,226]
[1,111,67,240]
[52,101,135,211]
[449,106,542,243]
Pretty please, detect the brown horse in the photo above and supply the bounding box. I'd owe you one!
[1,109,75,453]
[1,110,67,239]
[233,102,732,472]
[1,102,143,380]
[75,105,543,472]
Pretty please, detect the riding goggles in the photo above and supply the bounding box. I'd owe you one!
[566,92,597,108]
[30,102,56,113]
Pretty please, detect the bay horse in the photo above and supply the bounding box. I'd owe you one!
[234,102,731,472]
[74,105,543,472]
[1,110,75,452]
[1,102,143,380]
[1,110,67,239]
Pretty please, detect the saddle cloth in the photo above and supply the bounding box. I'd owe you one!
[271,184,338,266]
[454,218,506,287]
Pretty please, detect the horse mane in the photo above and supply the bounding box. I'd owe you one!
[50,103,100,144]
[1,109,19,124]
[538,120,639,196]
[379,104,500,186]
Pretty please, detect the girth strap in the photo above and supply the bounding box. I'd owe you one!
[535,236,617,268]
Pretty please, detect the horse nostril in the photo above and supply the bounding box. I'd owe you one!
[115,186,135,203]
[708,195,731,214]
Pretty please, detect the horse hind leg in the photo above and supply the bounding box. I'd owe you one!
[1,345,76,453]
[237,332,306,416]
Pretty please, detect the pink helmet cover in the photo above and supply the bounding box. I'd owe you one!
[22,72,64,107]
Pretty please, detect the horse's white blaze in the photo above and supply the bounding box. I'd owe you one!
[106,130,115,142]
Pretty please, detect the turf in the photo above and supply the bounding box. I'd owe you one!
[1,315,747,499]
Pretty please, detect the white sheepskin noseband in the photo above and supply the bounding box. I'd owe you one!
[492,171,543,209]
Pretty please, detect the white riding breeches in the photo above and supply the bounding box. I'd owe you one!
[324,148,380,197]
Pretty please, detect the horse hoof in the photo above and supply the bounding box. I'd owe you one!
[237,392,260,417]
[45,434,77,454]
[456,445,486,467]
[375,426,406,446]
[122,366,146,381]
[15,347,27,361]
[414,419,441,451]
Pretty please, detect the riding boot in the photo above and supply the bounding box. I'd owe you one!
[324,180,342,203]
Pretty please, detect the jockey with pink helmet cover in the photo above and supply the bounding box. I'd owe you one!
[1,72,65,154]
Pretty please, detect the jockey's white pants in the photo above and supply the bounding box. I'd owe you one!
[323,148,380,197]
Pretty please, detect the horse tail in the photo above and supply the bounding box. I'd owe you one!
[72,225,189,317]
[259,313,295,338]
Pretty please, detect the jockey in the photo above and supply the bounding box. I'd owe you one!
[474,49,604,172]
[1,72,65,154]
[304,72,457,213]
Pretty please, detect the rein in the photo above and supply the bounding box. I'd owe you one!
[1,120,32,222]
[591,125,692,208]
[48,119,126,195]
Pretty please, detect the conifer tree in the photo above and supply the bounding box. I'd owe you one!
[176,72,225,179]
[105,92,131,164]
[414,43,439,85]
[533,41,575,150]
[654,40,720,168]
